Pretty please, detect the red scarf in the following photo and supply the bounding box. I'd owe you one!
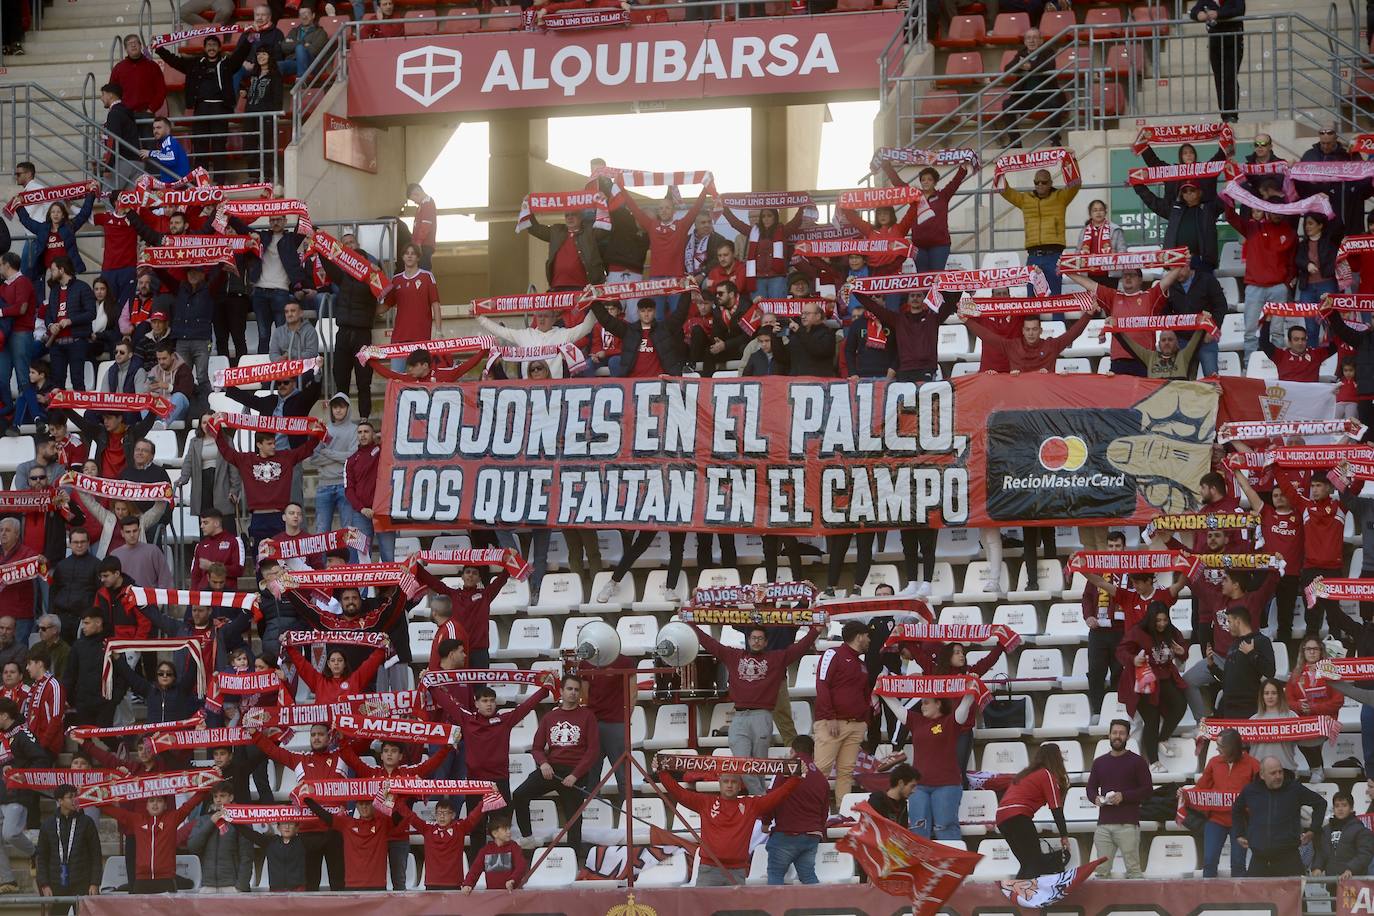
[1080,221,1117,254]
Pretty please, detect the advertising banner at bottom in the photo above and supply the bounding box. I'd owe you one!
[1341,878,1374,914]
[79,876,1302,915]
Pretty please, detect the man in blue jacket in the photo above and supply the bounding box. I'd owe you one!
[140,116,190,180]
[44,256,97,391]
[1232,756,1327,877]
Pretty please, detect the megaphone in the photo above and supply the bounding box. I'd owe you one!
[575,621,622,667]
[655,621,699,668]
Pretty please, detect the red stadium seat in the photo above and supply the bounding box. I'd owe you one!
[664,0,688,20]
[319,15,346,39]
[1083,7,1123,39]
[914,90,959,125]
[629,4,669,21]
[978,86,1007,122]
[484,5,523,29]
[158,58,186,92]
[998,48,1019,70]
[404,9,437,34]
[440,7,481,31]
[1053,45,1091,80]
[935,52,987,87]
[1038,9,1077,41]
[1128,5,1170,38]
[987,13,1029,45]
[1093,79,1123,117]
[1104,43,1144,79]
[762,1,792,15]
[932,15,987,49]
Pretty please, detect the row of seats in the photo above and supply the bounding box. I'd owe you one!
[933,6,1169,50]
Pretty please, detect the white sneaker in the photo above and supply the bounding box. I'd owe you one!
[596,580,615,603]
[982,576,999,593]
[899,582,920,597]
[1160,742,1176,758]
[1309,767,1325,783]
[1151,761,1168,774]
[661,583,678,602]
[915,581,932,598]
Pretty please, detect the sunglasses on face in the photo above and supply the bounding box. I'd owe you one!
[1255,141,1271,147]
[1320,130,1336,137]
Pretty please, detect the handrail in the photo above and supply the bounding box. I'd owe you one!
[878,1,926,104]
[108,33,125,73]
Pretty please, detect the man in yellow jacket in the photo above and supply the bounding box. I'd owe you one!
[1000,168,1082,296]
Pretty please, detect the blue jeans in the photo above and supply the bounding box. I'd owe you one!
[1243,282,1291,359]
[48,339,90,390]
[1300,279,1339,342]
[648,275,675,322]
[1027,252,1063,296]
[908,783,962,840]
[150,392,190,424]
[315,483,351,534]
[277,44,314,77]
[765,832,819,885]
[103,267,137,306]
[251,287,291,353]
[753,275,787,300]
[1202,819,1246,877]
[0,330,33,424]
[13,618,33,647]
[1197,339,1218,377]
[915,245,951,272]
[355,511,393,562]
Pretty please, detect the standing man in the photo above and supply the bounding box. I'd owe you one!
[765,735,830,886]
[659,766,798,887]
[1232,756,1326,877]
[416,562,509,671]
[307,394,356,534]
[0,252,38,431]
[1065,268,1181,377]
[246,214,310,355]
[211,418,321,555]
[1164,258,1229,377]
[813,621,872,807]
[154,35,247,178]
[786,299,837,377]
[510,675,598,853]
[140,117,190,181]
[318,232,378,418]
[687,622,820,795]
[1134,182,1228,273]
[43,256,97,392]
[108,35,166,144]
[1085,719,1154,879]
[1219,600,1276,718]
[1191,0,1245,122]
[345,419,392,563]
[190,510,243,591]
[35,783,102,902]
[99,83,143,189]
[407,183,438,271]
[50,528,99,642]
[999,167,1081,297]
[1224,180,1298,358]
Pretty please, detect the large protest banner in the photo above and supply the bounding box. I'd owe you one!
[375,375,1219,535]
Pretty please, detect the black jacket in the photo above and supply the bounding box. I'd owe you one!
[844,317,899,379]
[1329,312,1374,396]
[1133,187,1228,268]
[155,43,249,108]
[0,724,52,806]
[1188,0,1245,33]
[594,180,649,273]
[50,552,100,625]
[45,278,98,338]
[529,216,608,286]
[103,102,141,166]
[113,655,204,723]
[251,830,306,891]
[743,347,787,377]
[1220,630,1276,713]
[1296,228,1343,291]
[1232,774,1326,854]
[162,268,218,341]
[1296,142,1374,233]
[1313,814,1374,876]
[320,256,380,331]
[788,324,837,377]
[590,292,692,376]
[63,633,109,721]
[35,810,101,892]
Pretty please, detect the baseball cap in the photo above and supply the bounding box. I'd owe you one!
[150,312,169,322]
[1179,181,1201,191]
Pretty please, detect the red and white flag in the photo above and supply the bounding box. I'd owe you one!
[817,595,935,623]
[836,801,982,915]
[47,389,174,418]
[259,528,368,562]
[1067,550,1200,576]
[3,180,97,219]
[883,623,1022,653]
[1058,247,1189,273]
[76,768,220,807]
[1196,715,1340,744]
[214,357,321,389]
[1218,418,1367,444]
[1305,577,1374,608]
[358,335,494,364]
[1132,121,1235,154]
[409,547,530,580]
[1000,859,1105,909]
[873,673,993,709]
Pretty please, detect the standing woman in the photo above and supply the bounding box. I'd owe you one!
[1116,603,1188,772]
[932,640,1005,774]
[1191,727,1258,877]
[837,200,922,277]
[721,206,807,300]
[878,161,970,273]
[88,278,124,363]
[1296,212,1341,343]
[174,414,244,535]
[1076,199,1127,291]
[240,48,284,180]
[994,743,1072,879]
[1286,637,1342,781]
[881,693,974,840]
[1245,678,1302,778]
[16,193,94,284]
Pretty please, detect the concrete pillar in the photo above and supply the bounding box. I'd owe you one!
[750,103,827,193]
[487,117,549,296]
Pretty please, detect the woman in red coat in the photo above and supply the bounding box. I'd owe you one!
[722,205,807,299]
[994,743,1071,879]
[1116,603,1188,772]
[284,644,387,705]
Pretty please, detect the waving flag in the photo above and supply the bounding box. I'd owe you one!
[836,801,981,915]
[999,858,1105,909]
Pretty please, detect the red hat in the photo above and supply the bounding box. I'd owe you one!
[1179,180,1201,191]
[150,312,169,322]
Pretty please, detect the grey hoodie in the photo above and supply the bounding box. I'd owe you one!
[307,396,357,487]
[188,809,254,891]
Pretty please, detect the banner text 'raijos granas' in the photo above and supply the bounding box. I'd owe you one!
[376,375,1219,535]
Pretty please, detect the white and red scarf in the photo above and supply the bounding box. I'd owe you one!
[793,238,912,259]
[277,629,392,652]
[126,587,258,612]
[272,564,422,598]
[524,6,628,30]
[872,673,992,709]
[1127,161,1232,185]
[64,471,172,503]
[212,198,312,234]
[958,292,1094,317]
[515,191,610,233]
[410,547,530,580]
[1067,550,1200,575]
[882,623,1022,652]
[0,490,52,512]
[719,191,818,215]
[790,224,862,243]
[1104,313,1219,337]
[47,389,174,419]
[0,554,48,588]
[1304,577,1374,608]
[357,335,494,364]
[331,711,457,745]
[68,715,203,741]
[420,668,548,689]
[1220,178,1335,219]
[1312,657,1374,681]
[1336,235,1374,291]
[836,186,934,224]
[77,769,221,807]
[1196,715,1340,745]
[309,230,385,299]
[1267,445,1374,467]
[579,276,695,304]
[3,179,98,219]
[5,769,120,791]
[101,638,207,698]
[214,356,321,389]
[991,148,1081,190]
[259,528,367,562]
[210,412,326,439]
[147,23,243,49]
[870,146,979,171]
[240,692,428,730]
[736,297,835,335]
[1131,122,1235,154]
[146,727,259,753]
[1262,301,1341,318]
[137,243,239,270]
[651,753,806,778]
[1287,161,1374,184]
[1080,221,1118,255]
[156,234,262,256]
[815,595,935,623]
[1058,247,1189,273]
[222,804,330,825]
[115,184,226,211]
[471,290,581,316]
[1218,418,1367,444]
[849,266,1047,300]
[1176,787,1239,824]
[486,343,586,376]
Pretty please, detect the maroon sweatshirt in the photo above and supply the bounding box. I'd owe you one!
[531,705,599,778]
[768,756,830,836]
[815,644,870,721]
[190,530,244,590]
[584,653,635,724]
[464,840,527,890]
[418,565,507,659]
[430,687,549,781]
[344,443,380,515]
[215,432,319,513]
[693,625,819,710]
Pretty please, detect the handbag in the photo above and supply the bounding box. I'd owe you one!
[981,680,1028,730]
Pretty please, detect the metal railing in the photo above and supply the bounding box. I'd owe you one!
[290,2,908,136]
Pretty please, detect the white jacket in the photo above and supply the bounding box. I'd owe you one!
[476,313,597,378]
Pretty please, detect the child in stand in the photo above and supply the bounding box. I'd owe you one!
[1337,358,1363,421]
[393,796,487,890]
[462,815,527,894]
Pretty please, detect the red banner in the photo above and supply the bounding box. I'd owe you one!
[472,290,581,316]
[76,769,219,807]
[873,673,992,709]
[883,623,1022,652]
[48,389,173,418]
[838,801,980,915]
[3,180,97,219]
[215,357,321,389]
[376,375,1219,533]
[330,711,458,745]
[1197,715,1340,744]
[1131,121,1235,154]
[347,13,900,116]
[1127,161,1232,186]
